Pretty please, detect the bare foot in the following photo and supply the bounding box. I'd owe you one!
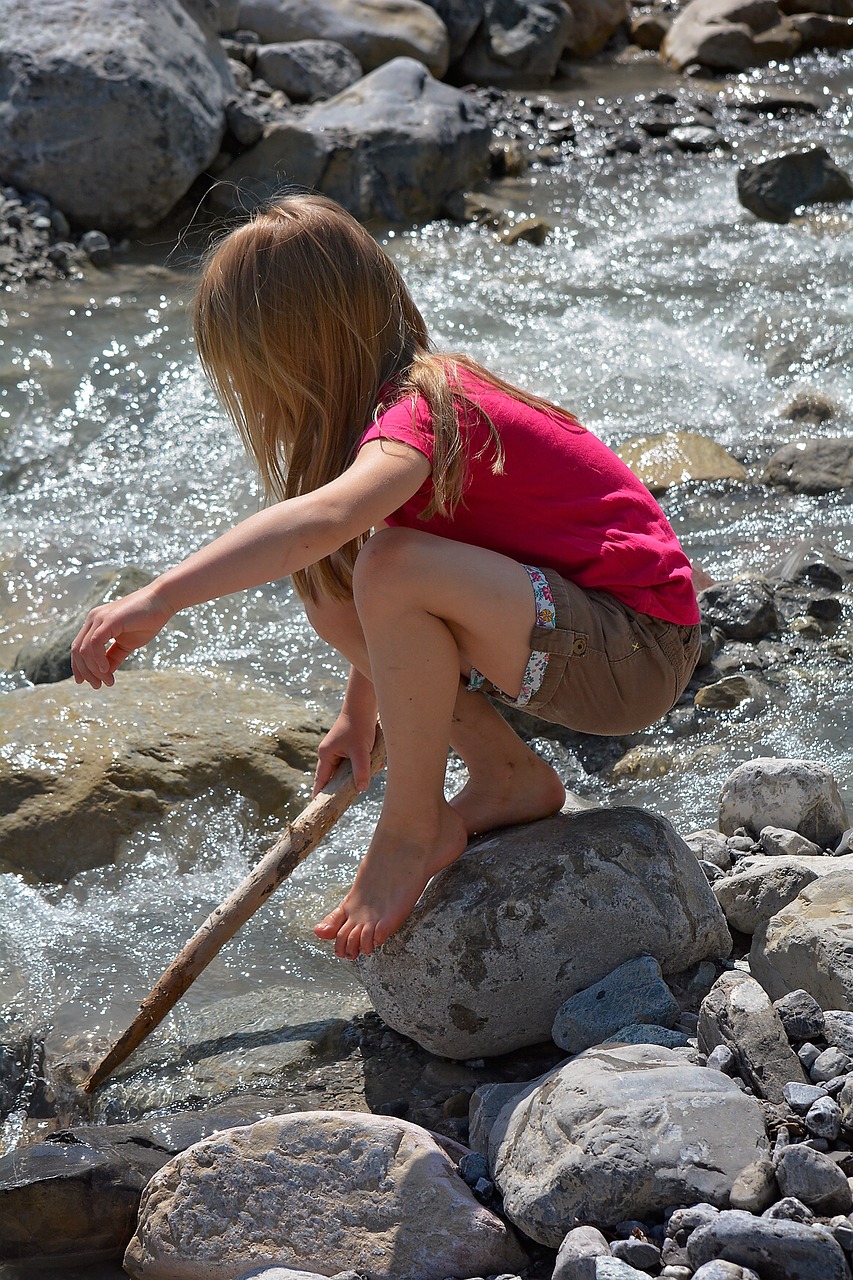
[451,751,565,837]
[314,803,468,959]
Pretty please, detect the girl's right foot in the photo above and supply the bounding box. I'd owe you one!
[450,752,565,837]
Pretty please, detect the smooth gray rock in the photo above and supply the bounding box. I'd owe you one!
[775,1143,853,1213]
[728,1158,778,1213]
[783,1083,829,1113]
[124,1112,527,1280]
[765,438,853,493]
[553,1225,611,1280]
[358,808,731,1059]
[759,827,825,857]
[714,858,819,935]
[685,829,732,870]
[0,0,233,231]
[774,990,825,1041]
[751,872,853,1007]
[707,1044,736,1073]
[719,758,849,846]
[601,1023,690,1048]
[698,971,809,1101]
[468,1082,529,1157]
[825,1011,853,1054]
[491,1045,768,1246]
[687,1209,850,1279]
[610,1237,662,1270]
[739,146,853,224]
[594,1261,649,1279]
[692,1263,761,1280]
[254,40,362,101]
[811,1045,853,1082]
[552,956,680,1054]
[455,0,574,82]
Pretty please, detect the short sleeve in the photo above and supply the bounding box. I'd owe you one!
[359,392,435,464]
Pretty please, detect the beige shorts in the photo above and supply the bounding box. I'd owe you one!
[472,565,701,736]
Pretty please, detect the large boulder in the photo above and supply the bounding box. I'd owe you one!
[422,0,486,60]
[455,0,574,83]
[237,0,451,76]
[356,807,732,1059]
[764,438,853,493]
[615,431,746,493]
[212,57,490,222]
[750,871,853,1008]
[254,40,363,101]
[490,1044,769,1245]
[661,0,799,71]
[719,758,848,847]
[0,0,233,232]
[738,146,853,223]
[0,670,324,881]
[123,1112,528,1280]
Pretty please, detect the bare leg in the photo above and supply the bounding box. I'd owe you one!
[308,529,565,958]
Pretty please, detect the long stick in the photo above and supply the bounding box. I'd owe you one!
[83,726,386,1094]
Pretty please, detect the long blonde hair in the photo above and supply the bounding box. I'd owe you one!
[194,192,579,601]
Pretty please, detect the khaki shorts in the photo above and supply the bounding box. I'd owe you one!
[475,566,701,736]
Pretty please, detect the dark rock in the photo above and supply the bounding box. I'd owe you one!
[775,991,826,1042]
[764,439,853,494]
[224,94,266,146]
[455,0,574,84]
[254,39,363,102]
[423,0,485,61]
[699,579,781,641]
[738,145,853,224]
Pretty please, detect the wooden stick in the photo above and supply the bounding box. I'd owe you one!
[82,726,386,1094]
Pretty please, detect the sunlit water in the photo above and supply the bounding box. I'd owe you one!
[1,55,852,1113]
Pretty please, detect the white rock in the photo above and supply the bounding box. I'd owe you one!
[661,0,796,71]
[750,871,853,1007]
[759,826,824,857]
[719,758,848,848]
[713,858,820,934]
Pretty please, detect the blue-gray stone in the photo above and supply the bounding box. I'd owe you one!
[602,1024,690,1049]
[610,1236,661,1269]
[552,956,680,1054]
[687,1209,850,1279]
[805,1095,841,1140]
[783,1083,828,1114]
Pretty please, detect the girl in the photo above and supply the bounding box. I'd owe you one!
[71,193,703,961]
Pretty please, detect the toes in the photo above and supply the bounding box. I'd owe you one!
[313,904,347,940]
[356,922,377,957]
[335,918,359,960]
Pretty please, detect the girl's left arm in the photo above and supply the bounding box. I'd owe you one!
[71,440,430,688]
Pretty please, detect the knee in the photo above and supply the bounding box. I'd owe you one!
[352,527,423,604]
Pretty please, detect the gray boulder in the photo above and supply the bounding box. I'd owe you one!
[738,146,853,223]
[698,580,781,641]
[237,0,451,75]
[698,972,809,1101]
[254,40,363,101]
[357,807,731,1058]
[713,857,820,935]
[552,956,680,1053]
[775,1144,853,1214]
[764,438,853,493]
[0,670,324,881]
[422,0,485,60]
[455,0,574,83]
[661,0,800,70]
[213,57,490,222]
[0,0,233,232]
[719,758,849,847]
[687,1210,849,1279]
[491,1044,768,1246]
[751,872,853,1007]
[123,1112,527,1280]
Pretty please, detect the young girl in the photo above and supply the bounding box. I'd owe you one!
[71,192,703,961]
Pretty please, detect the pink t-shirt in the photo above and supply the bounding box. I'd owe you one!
[359,372,699,626]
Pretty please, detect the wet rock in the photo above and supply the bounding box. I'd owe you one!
[454,0,574,83]
[0,0,234,233]
[662,0,798,71]
[254,40,363,101]
[787,11,853,45]
[714,858,819,935]
[630,10,672,48]
[498,216,552,245]
[357,807,731,1059]
[553,1224,612,1279]
[0,670,324,881]
[687,1208,850,1278]
[491,1044,768,1246]
[751,872,853,1007]
[671,125,727,152]
[694,675,757,710]
[729,1158,779,1213]
[776,1143,853,1213]
[238,0,451,76]
[780,390,840,424]
[699,580,781,642]
[80,228,112,267]
[764,438,853,494]
[698,971,809,1101]
[719,758,849,846]
[213,58,490,222]
[123,1112,527,1280]
[774,990,825,1041]
[615,430,746,493]
[551,956,680,1054]
[738,145,853,224]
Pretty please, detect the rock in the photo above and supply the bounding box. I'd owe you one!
[455,0,574,84]
[357,808,731,1059]
[719,758,849,846]
[615,431,746,493]
[783,1083,828,1112]
[775,991,825,1041]
[15,566,153,685]
[490,1045,768,1245]
[80,228,112,266]
[707,1044,736,1072]
[686,829,733,870]
[0,0,233,232]
[694,676,757,711]
[254,40,363,101]
[738,146,853,224]
[759,827,824,858]
[0,670,323,881]
[551,956,680,1054]
[698,972,809,1101]
[687,1209,850,1278]
[238,0,451,75]
[421,0,484,59]
[123,1112,527,1280]
[670,125,727,152]
[764,438,853,494]
[699,581,781,642]
[498,216,552,245]
[225,94,266,145]
[661,0,797,70]
[824,1010,853,1055]
[468,1081,528,1157]
[601,1023,690,1048]
[630,10,671,48]
[563,0,632,55]
[750,872,853,1007]
[594,1261,649,1279]
[804,1095,841,1140]
[692,1264,762,1280]
[776,1143,853,1214]
[553,1225,612,1280]
[810,1045,852,1082]
[728,1158,779,1213]
[611,1238,662,1270]
[714,859,819,935]
[213,58,490,222]
[787,11,853,44]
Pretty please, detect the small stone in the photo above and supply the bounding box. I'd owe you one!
[762,1195,815,1222]
[666,1203,721,1243]
[610,1237,661,1269]
[498,217,552,246]
[831,1218,853,1250]
[799,1043,821,1071]
[80,229,112,267]
[459,1152,489,1187]
[707,1044,736,1074]
[806,1096,842,1141]
[595,1260,649,1278]
[776,1143,853,1214]
[692,1262,761,1279]
[728,1158,778,1214]
[813,1047,853,1083]
[552,956,680,1055]
[553,1224,611,1280]
[601,1024,690,1049]
[660,1269,692,1280]
[759,827,824,858]
[784,1083,830,1114]
[775,991,825,1042]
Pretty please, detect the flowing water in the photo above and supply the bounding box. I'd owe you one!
[1,54,852,1131]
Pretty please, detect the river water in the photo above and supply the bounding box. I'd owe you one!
[1,54,852,1125]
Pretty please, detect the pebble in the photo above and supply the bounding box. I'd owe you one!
[812,1047,853,1083]
[784,1082,829,1113]
[798,1043,821,1072]
[805,1096,842,1140]
[707,1044,736,1074]
[775,991,826,1042]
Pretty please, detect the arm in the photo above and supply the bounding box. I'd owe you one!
[71,439,430,688]
[313,665,379,795]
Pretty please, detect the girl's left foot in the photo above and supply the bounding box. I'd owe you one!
[314,803,468,959]
[450,751,565,837]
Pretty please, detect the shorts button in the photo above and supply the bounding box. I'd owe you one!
[572,637,587,656]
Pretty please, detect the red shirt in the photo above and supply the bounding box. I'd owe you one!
[359,372,699,626]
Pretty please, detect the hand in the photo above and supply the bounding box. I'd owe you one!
[313,711,378,796]
[70,585,174,689]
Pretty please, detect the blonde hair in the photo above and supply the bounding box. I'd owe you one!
[194,192,580,602]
